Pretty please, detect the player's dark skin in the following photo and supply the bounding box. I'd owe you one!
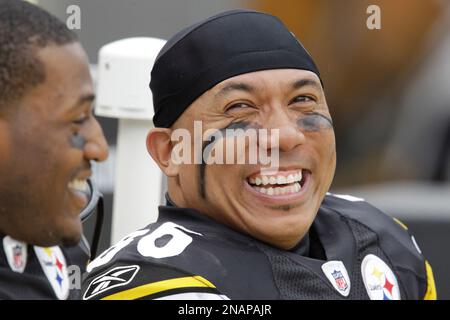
[70,133,87,149]
[0,43,108,247]
[147,69,336,250]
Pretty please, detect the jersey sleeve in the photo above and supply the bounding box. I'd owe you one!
[81,223,229,300]
[324,193,436,300]
[82,260,227,300]
[392,217,437,300]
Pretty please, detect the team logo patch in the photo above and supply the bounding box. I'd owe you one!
[83,265,140,300]
[321,261,351,297]
[34,246,69,300]
[361,254,400,300]
[3,236,27,273]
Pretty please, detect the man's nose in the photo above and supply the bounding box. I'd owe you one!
[83,118,109,162]
[261,109,306,152]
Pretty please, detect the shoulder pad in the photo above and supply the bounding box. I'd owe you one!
[323,193,428,296]
[82,221,228,300]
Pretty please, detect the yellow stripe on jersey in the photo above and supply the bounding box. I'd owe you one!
[393,217,408,230]
[101,275,216,300]
[424,260,437,300]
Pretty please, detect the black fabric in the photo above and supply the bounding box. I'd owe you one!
[321,195,428,298]
[256,243,344,299]
[345,218,391,299]
[0,236,89,300]
[150,9,321,128]
[256,216,393,300]
[308,225,327,260]
[82,194,429,300]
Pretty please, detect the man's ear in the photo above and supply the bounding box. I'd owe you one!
[146,128,179,177]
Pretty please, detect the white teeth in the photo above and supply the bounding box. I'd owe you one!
[249,170,304,187]
[68,179,88,192]
[286,175,295,183]
[254,182,302,196]
[277,176,287,184]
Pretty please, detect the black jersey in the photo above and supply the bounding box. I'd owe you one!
[0,235,90,300]
[81,193,436,300]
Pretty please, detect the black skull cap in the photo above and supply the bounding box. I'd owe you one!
[150,9,321,128]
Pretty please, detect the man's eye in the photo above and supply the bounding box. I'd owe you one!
[226,103,253,112]
[291,95,315,104]
[73,116,88,125]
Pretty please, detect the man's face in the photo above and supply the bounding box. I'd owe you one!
[170,69,336,249]
[0,43,108,246]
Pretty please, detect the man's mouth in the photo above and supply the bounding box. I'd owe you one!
[68,178,90,209]
[68,178,89,193]
[246,169,309,196]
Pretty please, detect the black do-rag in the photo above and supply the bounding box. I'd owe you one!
[150,9,321,128]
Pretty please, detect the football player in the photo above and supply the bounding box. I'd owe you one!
[0,0,108,299]
[82,9,436,300]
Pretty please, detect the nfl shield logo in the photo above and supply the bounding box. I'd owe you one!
[3,236,27,273]
[332,270,348,291]
[13,244,25,269]
[321,260,351,296]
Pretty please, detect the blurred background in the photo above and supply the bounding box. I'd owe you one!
[35,0,449,298]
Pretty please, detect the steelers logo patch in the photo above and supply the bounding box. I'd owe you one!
[361,254,401,300]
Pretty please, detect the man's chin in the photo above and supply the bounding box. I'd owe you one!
[60,233,82,247]
[58,229,82,247]
[31,232,81,247]
[242,206,315,244]
[56,218,83,247]
[250,227,307,250]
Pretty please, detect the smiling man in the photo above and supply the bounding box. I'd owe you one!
[0,0,108,299]
[82,10,435,300]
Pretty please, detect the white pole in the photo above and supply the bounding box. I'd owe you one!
[111,119,162,243]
